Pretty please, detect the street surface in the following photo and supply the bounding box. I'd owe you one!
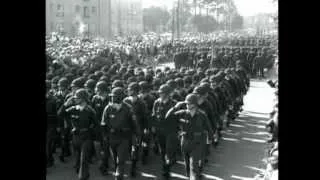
[47,65,276,180]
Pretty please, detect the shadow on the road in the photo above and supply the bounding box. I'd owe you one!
[237,115,269,122]
[243,111,270,115]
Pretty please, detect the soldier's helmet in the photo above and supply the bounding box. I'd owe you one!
[112,80,124,89]
[96,81,108,92]
[75,88,90,102]
[193,86,206,96]
[139,81,149,92]
[158,84,171,95]
[58,77,68,88]
[88,74,98,81]
[127,76,137,84]
[153,78,161,88]
[200,82,210,92]
[128,82,139,93]
[167,79,177,89]
[51,76,60,86]
[175,78,184,88]
[99,75,109,83]
[185,93,198,105]
[85,79,96,90]
[46,80,51,90]
[71,78,84,89]
[109,87,125,97]
[95,71,104,78]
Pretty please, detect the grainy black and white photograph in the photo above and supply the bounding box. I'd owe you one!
[46,0,278,180]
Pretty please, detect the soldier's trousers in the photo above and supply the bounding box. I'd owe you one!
[130,130,151,168]
[181,135,205,180]
[109,135,131,178]
[61,127,72,157]
[46,127,57,164]
[72,131,93,180]
[258,66,265,77]
[99,136,110,172]
[155,132,179,175]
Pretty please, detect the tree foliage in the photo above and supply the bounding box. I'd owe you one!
[187,15,219,32]
[143,6,170,32]
[231,14,243,30]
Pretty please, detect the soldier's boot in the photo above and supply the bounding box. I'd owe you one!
[130,160,138,178]
[184,154,190,177]
[162,164,170,180]
[152,140,160,155]
[63,135,72,157]
[115,175,124,180]
[46,158,54,168]
[141,147,149,165]
[99,157,109,176]
[204,145,210,163]
[59,154,65,162]
[89,141,97,164]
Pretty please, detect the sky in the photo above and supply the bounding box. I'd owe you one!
[141,0,278,17]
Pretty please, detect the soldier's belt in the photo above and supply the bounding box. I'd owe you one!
[181,132,204,137]
[79,128,89,132]
[110,128,131,133]
[192,132,204,136]
[72,128,89,135]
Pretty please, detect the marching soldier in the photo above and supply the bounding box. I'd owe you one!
[151,84,179,179]
[91,81,110,175]
[58,88,97,180]
[84,79,97,100]
[101,87,141,180]
[123,82,148,176]
[138,80,157,160]
[192,86,217,165]
[58,78,85,162]
[166,93,213,180]
[46,81,59,168]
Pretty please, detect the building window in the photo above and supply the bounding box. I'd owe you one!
[92,7,96,15]
[90,23,96,34]
[56,23,64,32]
[50,22,54,31]
[84,6,90,18]
[57,4,63,11]
[57,12,64,17]
[56,4,64,17]
[50,3,54,12]
[76,5,81,13]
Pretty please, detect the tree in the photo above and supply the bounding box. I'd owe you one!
[231,14,243,30]
[143,6,170,32]
[187,15,218,33]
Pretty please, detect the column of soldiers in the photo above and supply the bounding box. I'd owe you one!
[46,55,250,180]
[171,41,275,78]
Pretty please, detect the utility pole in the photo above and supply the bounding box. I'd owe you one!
[118,0,122,36]
[177,0,180,40]
[108,0,112,38]
[172,3,175,43]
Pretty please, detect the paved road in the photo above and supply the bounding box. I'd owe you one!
[46,78,275,180]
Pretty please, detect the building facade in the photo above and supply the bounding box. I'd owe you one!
[46,0,143,38]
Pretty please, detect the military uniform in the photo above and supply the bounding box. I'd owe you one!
[101,87,141,180]
[123,82,148,176]
[58,78,84,162]
[91,81,110,175]
[138,81,157,164]
[58,89,97,180]
[151,85,179,179]
[166,94,213,180]
[193,86,217,165]
[46,83,59,168]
